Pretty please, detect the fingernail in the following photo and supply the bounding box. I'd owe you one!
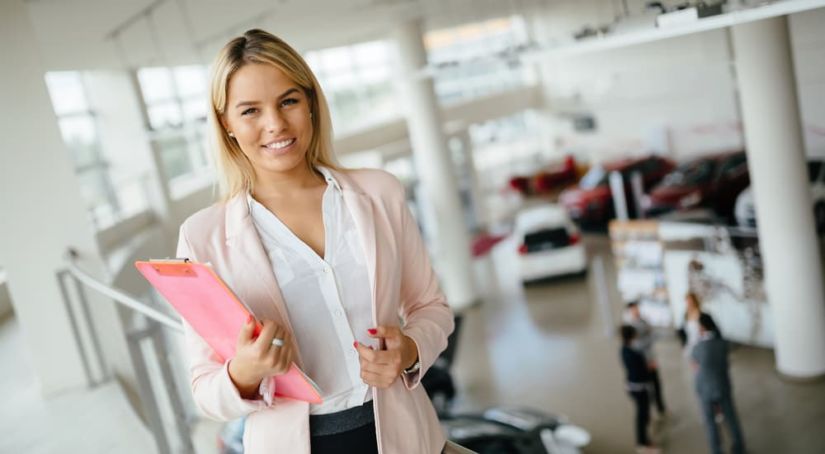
[353,341,359,349]
[367,328,377,335]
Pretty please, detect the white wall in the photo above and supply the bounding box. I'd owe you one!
[85,71,156,218]
[0,0,133,397]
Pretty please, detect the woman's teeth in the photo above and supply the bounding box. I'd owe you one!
[265,138,295,149]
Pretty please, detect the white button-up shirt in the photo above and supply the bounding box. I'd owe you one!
[248,167,374,415]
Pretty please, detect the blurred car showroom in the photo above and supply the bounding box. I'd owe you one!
[1,0,824,453]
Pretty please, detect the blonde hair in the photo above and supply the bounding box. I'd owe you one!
[208,29,338,199]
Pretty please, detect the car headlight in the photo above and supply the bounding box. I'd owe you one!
[679,191,702,208]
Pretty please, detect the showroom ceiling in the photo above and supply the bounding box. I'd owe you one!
[22,0,543,70]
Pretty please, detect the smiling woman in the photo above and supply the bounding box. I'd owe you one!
[177,29,459,454]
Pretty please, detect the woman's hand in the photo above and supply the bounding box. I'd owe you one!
[355,326,418,389]
[228,318,296,399]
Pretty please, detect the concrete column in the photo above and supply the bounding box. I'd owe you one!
[126,70,176,232]
[452,129,487,230]
[731,16,825,379]
[0,0,133,395]
[393,20,478,311]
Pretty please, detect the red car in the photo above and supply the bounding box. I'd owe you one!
[508,155,579,196]
[644,151,749,221]
[560,155,675,225]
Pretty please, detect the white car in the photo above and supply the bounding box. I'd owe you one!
[514,204,587,282]
[735,159,825,234]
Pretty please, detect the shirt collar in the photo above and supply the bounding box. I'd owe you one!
[316,166,342,191]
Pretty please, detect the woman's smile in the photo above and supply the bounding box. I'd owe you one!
[261,137,297,156]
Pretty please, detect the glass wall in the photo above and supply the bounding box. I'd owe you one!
[425,16,533,104]
[305,40,399,134]
[136,65,211,196]
[45,71,145,229]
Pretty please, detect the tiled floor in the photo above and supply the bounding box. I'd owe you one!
[2,234,824,453]
[451,234,825,454]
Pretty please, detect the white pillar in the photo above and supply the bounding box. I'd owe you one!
[731,16,825,379]
[453,129,487,230]
[0,0,132,395]
[394,20,478,311]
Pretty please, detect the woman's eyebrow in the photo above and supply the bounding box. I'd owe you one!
[235,100,260,109]
[234,88,300,109]
[278,88,300,99]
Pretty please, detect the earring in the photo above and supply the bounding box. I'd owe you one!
[228,132,235,138]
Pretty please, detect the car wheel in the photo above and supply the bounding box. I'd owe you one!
[815,202,825,235]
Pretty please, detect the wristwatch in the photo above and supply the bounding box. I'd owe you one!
[403,358,421,375]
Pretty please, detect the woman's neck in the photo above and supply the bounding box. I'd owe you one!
[252,163,324,200]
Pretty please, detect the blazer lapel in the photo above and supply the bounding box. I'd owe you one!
[334,170,378,325]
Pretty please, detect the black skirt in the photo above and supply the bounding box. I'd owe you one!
[309,401,378,454]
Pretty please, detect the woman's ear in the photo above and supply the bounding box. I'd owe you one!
[219,113,230,134]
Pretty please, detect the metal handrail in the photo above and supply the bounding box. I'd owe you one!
[64,249,183,333]
[61,248,193,454]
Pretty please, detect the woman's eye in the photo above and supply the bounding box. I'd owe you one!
[241,108,258,116]
[281,98,299,107]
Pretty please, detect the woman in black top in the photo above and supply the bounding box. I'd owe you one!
[620,325,660,453]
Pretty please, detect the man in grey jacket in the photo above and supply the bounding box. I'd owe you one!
[692,313,745,454]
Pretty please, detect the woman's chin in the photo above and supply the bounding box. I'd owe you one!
[255,153,307,175]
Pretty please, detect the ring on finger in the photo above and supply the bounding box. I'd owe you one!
[271,338,284,348]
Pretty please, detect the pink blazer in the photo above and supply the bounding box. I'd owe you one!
[175,168,454,454]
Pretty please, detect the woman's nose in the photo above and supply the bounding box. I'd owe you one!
[265,109,286,133]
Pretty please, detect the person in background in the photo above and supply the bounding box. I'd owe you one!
[624,301,667,418]
[692,313,745,454]
[679,292,704,355]
[620,325,660,454]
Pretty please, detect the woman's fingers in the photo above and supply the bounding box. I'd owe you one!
[359,369,394,388]
[236,316,257,346]
[252,320,279,351]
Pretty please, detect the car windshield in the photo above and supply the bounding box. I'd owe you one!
[579,166,608,189]
[662,159,715,186]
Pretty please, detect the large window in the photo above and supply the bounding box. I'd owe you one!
[305,40,399,133]
[45,72,147,229]
[137,65,211,195]
[425,16,533,104]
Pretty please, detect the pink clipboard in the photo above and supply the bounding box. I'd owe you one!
[135,259,323,404]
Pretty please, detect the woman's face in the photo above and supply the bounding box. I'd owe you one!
[222,63,313,179]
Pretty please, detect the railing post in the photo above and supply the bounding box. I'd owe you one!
[71,274,109,382]
[56,270,95,387]
[127,326,172,454]
[150,323,195,453]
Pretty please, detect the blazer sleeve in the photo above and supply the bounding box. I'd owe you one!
[176,225,272,421]
[395,195,455,390]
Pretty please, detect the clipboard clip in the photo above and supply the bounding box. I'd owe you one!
[147,258,196,277]
[149,258,190,263]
